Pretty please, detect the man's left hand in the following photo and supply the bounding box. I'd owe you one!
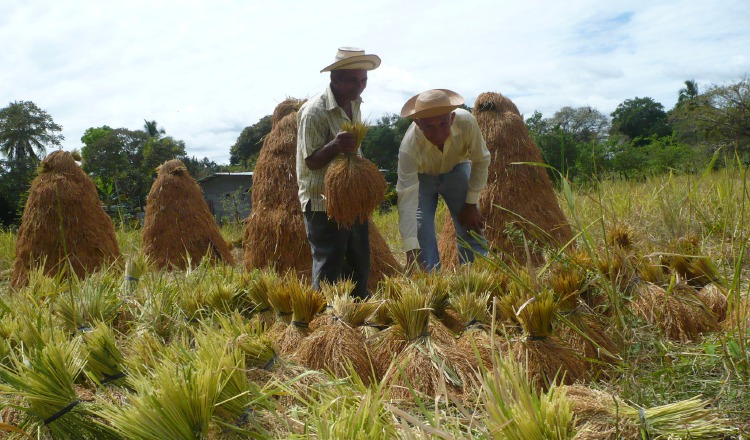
[457,203,484,233]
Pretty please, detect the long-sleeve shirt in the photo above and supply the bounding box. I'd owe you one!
[296,85,362,212]
[396,108,491,251]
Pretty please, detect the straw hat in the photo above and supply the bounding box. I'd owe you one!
[321,47,381,72]
[400,89,464,119]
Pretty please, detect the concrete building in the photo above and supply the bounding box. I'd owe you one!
[197,172,253,223]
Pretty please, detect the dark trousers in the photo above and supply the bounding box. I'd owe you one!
[303,204,370,299]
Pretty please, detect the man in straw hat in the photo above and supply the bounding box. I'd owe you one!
[397,89,491,271]
[296,47,381,299]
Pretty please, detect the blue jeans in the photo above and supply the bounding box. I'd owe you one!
[417,162,488,271]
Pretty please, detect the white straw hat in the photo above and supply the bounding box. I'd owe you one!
[321,47,381,72]
[400,89,464,119]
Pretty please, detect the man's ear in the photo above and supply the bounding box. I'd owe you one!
[450,112,456,124]
[413,118,422,130]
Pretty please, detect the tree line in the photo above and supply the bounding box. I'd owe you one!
[2,76,748,226]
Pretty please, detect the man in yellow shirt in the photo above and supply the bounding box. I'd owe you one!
[296,47,380,298]
[397,89,491,271]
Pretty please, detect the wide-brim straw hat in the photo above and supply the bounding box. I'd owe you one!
[321,47,381,72]
[400,89,464,119]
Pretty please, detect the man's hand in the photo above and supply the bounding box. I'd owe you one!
[334,130,357,154]
[457,203,484,234]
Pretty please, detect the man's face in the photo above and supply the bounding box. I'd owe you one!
[415,112,455,147]
[330,69,368,102]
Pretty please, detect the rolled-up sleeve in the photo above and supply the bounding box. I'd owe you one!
[464,116,491,204]
[397,149,420,251]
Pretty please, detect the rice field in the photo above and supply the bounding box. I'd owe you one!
[1,165,750,439]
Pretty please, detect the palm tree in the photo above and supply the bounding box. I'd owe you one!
[0,101,64,161]
[678,80,699,103]
[143,120,166,139]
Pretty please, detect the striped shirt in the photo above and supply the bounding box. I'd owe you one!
[296,85,362,212]
[396,108,491,251]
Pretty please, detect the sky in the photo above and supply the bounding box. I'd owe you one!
[2,0,749,164]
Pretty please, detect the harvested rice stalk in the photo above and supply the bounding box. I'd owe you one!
[245,270,279,328]
[82,321,126,386]
[324,122,387,228]
[698,283,728,322]
[511,290,588,389]
[638,256,669,286]
[631,280,719,342]
[296,294,379,384]
[265,272,295,339]
[480,355,576,439]
[121,254,146,295]
[379,289,477,400]
[454,291,499,368]
[310,278,356,330]
[606,222,636,251]
[566,385,736,439]
[274,280,326,354]
[0,339,114,438]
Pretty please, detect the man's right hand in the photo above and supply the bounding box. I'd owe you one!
[334,130,357,154]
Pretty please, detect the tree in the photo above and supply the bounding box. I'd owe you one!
[678,79,699,104]
[180,156,221,180]
[81,128,149,207]
[362,114,406,180]
[610,97,671,143]
[549,106,609,144]
[141,136,187,179]
[143,119,166,139]
[696,77,750,157]
[229,115,273,168]
[0,100,64,161]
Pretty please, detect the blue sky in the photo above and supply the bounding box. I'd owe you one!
[2,0,748,164]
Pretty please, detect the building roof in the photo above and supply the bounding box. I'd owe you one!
[197,172,254,183]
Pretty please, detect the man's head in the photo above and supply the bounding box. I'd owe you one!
[330,69,368,102]
[401,89,465,147]
[321,47,380,103]
[415,112,456,147]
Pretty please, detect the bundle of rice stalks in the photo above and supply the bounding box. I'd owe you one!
[413,272,462,340]
[81,321,126,386]
[480,355,576,439]
[453,291,498,368]
[274,279,326,354]
[606,222,636,251]
[438,92,574,268]
[324,122,387,228]
[11,150,120,288]
[595,245,637,296]
[102,357,223,440]
[556,304,621,373]
[135,278,184,341]
[0,339,115,439]
[265,272,296,339]
[142,159,234,270]
[566,385,736,439]
[289,371,396,440]
[243,99,312,278]
[631,280,720,342]
[379,289,476,400]
[244,269,279,328]
[638,256,669,285]
[697,283,728,322]
[122,330,167,377]
[510,290,588,389]
[663,234,722,288]
[121,254,146,296]
[309,278,355,330]
[54,278,122,334]
[296,294,379,385]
